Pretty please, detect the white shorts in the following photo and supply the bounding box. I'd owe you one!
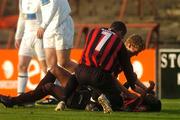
[43,16,74,50]
[18,32,45,61]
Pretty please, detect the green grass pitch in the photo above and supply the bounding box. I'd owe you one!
[0,99,180,120]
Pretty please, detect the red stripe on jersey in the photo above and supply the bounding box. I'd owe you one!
[84,28,101,66]
[79,31,90,63]
[104,41,123,71]
[91,35,104,66]
[99,34,117,66]
[92,55,98,67]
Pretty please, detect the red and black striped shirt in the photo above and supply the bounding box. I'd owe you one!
[79,28,123,72]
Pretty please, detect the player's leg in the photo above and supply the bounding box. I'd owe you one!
[39,36,63,104]
[56,49,77,86]
[0,68,58,108]
[15,83,64,104]
[56,49,77,73]
[68,65,112,113]
[50,65,72,86]
[36,64,72,89]
[55,16,77,85]
[35,64,73,105]
[82,70,118,113]
[17,55,31,95]
[39,59,47,78]
[17,34,35,95]
[39,48,61,103]
[0,83,65,107]
[55,74,78,111]
[44,48,57,68]
[99,78,123,111]
[34,38,47,77]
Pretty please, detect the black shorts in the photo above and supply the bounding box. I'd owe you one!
[75,64,121,97]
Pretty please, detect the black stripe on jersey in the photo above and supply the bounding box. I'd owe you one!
[88,29,103,66]
[81,29,95,64]
[101,38,121,70]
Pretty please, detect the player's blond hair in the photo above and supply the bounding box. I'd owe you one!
[125,34,145,51]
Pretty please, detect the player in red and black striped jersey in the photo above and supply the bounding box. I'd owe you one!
[60,21,150,112]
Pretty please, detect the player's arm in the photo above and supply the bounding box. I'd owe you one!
[133,73,155,95]
[15,0,25,48]
[40,0,58,30]
[115,80,137,99]
[124,80,155,97]
[118,44,136,89]
[134,76,148,91]
[37,0,58,39]
[118,45,153,93]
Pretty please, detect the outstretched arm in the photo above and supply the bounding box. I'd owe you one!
[133,79,155,96]
[115,80,137,99]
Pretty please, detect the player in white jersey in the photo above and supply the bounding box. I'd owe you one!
[37,0,77,86]
[15,0,47,95]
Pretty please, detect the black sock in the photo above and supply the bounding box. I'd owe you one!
[40,83,65,101]
[64,74,78,102]
[36,71,56,89]
[11,87,47,105]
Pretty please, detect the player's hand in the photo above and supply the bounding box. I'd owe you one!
[148,81,155,91]
[15,39,21,49]
[144,81,155,96]
[37,27,45,39]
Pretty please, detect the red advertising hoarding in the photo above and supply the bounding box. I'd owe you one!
[0,49,156,96]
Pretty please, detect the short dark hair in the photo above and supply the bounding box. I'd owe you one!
[144,94,162,112]
[110,21,127,36]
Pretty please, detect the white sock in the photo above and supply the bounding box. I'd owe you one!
[54,79,61,86]
[17,72,28,95]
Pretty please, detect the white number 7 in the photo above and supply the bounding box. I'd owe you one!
[95,31,112,51]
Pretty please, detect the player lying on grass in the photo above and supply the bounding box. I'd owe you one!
[84,81,161,112]
[0,32,159,112]
[0,73,161,112]
[121,83,161,112]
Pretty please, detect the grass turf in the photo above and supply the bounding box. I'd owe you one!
[0,99,180,120]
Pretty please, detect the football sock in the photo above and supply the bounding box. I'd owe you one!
[44,83,64,100]
[17,72,28,95]
[11,87,47,105]
[64,74,78,102]
[36,70,56,89]
[11,83,64,105]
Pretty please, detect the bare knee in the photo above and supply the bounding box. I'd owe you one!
[18,63,28,73]
[39,60,47,73]
[58,59,70,68]
[59,60,77,73]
